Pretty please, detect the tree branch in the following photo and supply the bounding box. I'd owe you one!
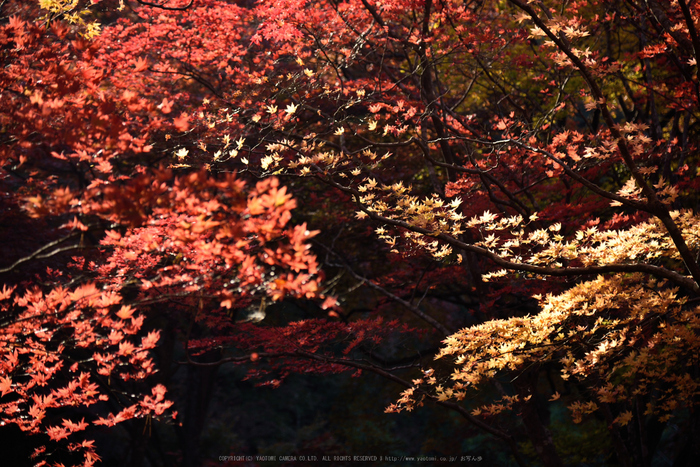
[135,0,194,11]
[0,234,83,275]
[314,240,453,336]
[508,0,700,290]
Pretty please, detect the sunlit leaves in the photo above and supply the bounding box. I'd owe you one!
[0,283,167,465]
[393,270,700,427]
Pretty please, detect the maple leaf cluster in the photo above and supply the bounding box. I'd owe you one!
[0,2,328,465]
[0,282,168,465]
[3,0,700,465]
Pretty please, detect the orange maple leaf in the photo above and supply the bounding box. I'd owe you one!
[0,376,12,397]
[158,97,173,114]
[141,331,160,349]
[173,113,190,132]
[116,305,134,320]
[133,56,149,72]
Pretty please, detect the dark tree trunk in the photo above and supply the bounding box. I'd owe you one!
[179,350,221,467]
[513,371,563,467]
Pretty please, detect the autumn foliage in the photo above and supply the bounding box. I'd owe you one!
[3,0,700,465]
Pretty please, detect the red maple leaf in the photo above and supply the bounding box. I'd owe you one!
[173,113,190,132]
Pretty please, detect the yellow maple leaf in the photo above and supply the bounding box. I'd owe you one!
[614,410,633,426]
